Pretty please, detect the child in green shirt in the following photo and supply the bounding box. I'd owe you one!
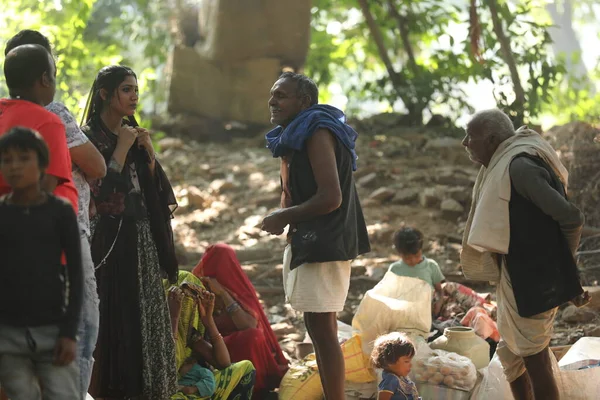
[389,227,445,316]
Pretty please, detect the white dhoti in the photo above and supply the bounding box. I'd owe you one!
[496,261,558,382]
[282,245,351,313]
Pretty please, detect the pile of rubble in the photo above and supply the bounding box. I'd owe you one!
[547,122,600,286]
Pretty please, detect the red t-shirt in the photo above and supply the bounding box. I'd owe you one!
[0,99,78,212]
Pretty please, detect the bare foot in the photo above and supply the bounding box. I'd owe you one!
[571,291,591,307]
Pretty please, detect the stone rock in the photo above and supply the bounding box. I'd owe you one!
[561,305,598,323]
[392,188,419,205]
[425,137,463,150]
[196,0,311,68]
[369,226,396,243]
[271,322,296,338]
[361,198,378,208]
[357,172,378,187]
[369,187,395,203]
[436,173,475,187]
[446,186,472,205]
[168,48,281,124]
[419,187,442,208]
[441,198,464,213]
[424,137,470,165]
[584,325,600,337]
[209,179,236,193]
[353,164,377,179]
[582,286,600,312]
[157,137,185,151]
[185,186,212,209]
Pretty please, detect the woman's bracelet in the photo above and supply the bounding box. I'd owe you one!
[211,332,223,341]
[108,157,123,172]
[226,301,241,314]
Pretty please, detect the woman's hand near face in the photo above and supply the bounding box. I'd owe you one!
[199,290,216,322]
[116,125,138,150]
[201,277,226,297]
[135,127,155,160]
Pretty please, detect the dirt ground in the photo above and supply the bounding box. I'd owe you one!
[157,114,600,359]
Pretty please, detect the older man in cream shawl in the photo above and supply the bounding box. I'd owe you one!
[460,109,585,400]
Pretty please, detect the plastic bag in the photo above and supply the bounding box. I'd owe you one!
[471,346,600,400]
[411,347,477,392]
[278,354,323,400]
[469,353,512,400]
[341,335,377,383]
[558,337,600,368]
[352,273,432,354]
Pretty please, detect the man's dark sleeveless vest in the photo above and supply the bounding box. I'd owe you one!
[505,154,583,317]
[287,137,370,269]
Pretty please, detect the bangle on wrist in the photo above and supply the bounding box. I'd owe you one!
[211,333,223,341]
[226,302,241,314]
[108,157,122,172]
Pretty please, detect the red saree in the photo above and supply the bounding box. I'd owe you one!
[192,244,288,396]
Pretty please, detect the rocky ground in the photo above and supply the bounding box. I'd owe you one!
[156,114,600,361]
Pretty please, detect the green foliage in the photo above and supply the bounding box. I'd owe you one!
[0,0,118,114]
[542,62,600,125]
[307,0,479,124]
[307,0,590,126]
[0,0,597,128]
[478,0,564,125]
[0,0,171,120]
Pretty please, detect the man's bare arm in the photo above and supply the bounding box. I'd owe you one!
[70,142,106,180]
[279,129,342,224]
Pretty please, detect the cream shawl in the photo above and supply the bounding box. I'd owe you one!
[460,127,569,282]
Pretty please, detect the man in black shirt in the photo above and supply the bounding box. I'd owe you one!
[262,72,370,399]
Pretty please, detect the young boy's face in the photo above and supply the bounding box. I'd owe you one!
[389,355,413,377]
[400,250,423,267]
[0,148,42,189]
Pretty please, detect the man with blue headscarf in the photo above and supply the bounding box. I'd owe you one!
[261,72,370,399]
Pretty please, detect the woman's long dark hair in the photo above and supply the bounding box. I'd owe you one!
[82,65,138,127]
[82,65,149,162]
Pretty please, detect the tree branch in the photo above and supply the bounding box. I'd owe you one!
[487,0,526,114]
[356,0,403,89]
[386,0,418,73]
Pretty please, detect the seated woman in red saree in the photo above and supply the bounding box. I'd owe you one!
[192,244,288,398]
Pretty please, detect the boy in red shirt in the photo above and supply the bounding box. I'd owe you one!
[0,43,77,212]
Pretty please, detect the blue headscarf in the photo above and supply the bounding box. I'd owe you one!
[265,104,359,170]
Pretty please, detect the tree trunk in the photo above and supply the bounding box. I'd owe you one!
[386,0,418,73]
[546,0,592,92]
[487,0,526,124]
[357,0,422,124]
[356,0,401,88]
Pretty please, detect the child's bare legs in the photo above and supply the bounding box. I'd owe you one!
[305,312,345,400]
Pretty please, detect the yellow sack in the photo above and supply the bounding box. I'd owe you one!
[278,354,323,400]
[342,335,377,383]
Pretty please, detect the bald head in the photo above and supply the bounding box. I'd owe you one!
[467,109,515,140]
[3,44,56,105]
[462,109,516,166]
